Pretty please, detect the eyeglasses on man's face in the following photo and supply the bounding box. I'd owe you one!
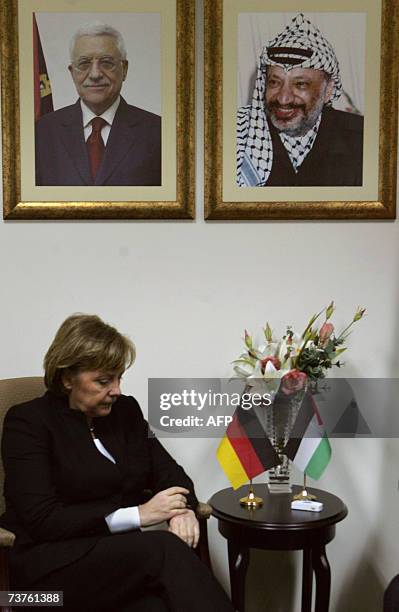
[71,57,125,74]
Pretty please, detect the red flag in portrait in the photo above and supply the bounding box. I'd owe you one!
[33,14,54,120]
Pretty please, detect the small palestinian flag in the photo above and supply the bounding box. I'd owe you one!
[285,392,332,480]
[33,14,54,120]
[217,405,280,489]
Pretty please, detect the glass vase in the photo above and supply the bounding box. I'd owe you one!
[265,392,303,493]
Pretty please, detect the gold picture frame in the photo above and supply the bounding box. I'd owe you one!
[205,0,399,220]
[1,0,195,219]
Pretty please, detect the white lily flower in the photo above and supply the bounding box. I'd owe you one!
[257,341,279,357]
[233,364,254,378]
[246,360,263,379]
[263,372,285,396]
[276,338,290,364]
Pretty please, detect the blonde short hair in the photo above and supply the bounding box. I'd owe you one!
[44,314,135,394]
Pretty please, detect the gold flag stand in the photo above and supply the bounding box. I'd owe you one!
[292,474,317,501]
[240,480,263,508]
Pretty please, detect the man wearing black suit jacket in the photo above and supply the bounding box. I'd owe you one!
[35,23,161,186]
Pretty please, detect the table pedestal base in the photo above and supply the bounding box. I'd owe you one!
[209,485,347,612]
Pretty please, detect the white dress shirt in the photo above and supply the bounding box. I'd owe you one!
[93,436,141,532]
[80,96,121,145]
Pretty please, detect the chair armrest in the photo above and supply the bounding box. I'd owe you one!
[195,502,212,520]
[194,503,212,570]
[0,527,15,547]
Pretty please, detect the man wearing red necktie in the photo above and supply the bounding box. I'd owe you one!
[35,23,161,186]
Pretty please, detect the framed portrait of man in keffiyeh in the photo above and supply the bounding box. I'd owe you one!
[205,0,398,220]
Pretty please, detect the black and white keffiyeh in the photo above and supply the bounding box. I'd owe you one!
[280,113,321,173]
[236,13,342,187]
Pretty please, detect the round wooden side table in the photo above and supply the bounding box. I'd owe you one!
[209,484,347,612]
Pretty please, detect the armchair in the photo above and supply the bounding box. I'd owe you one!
[0,377,47,612]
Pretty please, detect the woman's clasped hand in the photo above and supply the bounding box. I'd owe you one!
[139,486,200,548]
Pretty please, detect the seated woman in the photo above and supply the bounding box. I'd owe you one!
[1,314,233,611]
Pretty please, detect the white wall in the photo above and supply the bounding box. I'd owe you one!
[1,1,399,610]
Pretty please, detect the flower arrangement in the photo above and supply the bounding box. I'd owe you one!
[233,302,366,394]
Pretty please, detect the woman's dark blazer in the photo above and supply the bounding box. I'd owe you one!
[0,391,198,588]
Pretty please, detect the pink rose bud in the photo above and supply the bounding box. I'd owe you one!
[319,322,334,347]
[281,370,307,395]
[260,356,281,373]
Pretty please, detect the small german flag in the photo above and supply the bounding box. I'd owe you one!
[216,406,280,489]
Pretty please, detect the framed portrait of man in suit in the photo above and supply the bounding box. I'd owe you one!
[204,0,398,220]
[1,0,195,219]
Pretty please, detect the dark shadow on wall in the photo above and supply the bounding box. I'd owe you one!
[334,557,384,612]
[246,549,298,611]
[247,548,384,612]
